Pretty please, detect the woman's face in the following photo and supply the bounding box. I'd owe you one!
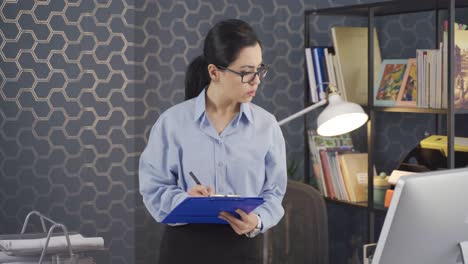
[219,43,264,103]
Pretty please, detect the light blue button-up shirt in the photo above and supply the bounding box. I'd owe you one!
[139,89,287,232]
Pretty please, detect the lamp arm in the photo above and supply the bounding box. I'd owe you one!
[278,99,327,126]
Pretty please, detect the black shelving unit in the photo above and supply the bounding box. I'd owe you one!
[373,107,448,114]
[304,0,468,244]
[324,197,387,212]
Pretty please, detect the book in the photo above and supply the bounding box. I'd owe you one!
[307,130,354,198]
[320,148,354,201]
[454,29,468,109]
[331,27,382,105]
[329,150,350,201]
[388,170,416,185]
[374,59,407,107]
[324,47,339,94]
[320,150,335,199]
[309,131,354,149]
[435,48,443,109]
[305,48,318,102]
[442,31,448,108]
[416,49,441,108]
[312,47,328,100]
[396,58,417,107]
[307,129,353,197]
[416,50,426,107]
[338,153,372,203]
[307,130,328,196]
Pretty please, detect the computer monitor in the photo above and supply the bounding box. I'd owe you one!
[372,167,468,264]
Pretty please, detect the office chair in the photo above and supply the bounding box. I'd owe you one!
[263,180,329,264]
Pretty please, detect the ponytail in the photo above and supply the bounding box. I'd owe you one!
[185,55,210,100]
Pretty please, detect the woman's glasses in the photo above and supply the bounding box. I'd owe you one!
[217,64,269,83]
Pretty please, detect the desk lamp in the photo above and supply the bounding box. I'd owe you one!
[278,84,368,136]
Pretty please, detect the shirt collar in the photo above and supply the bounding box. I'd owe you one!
[193,88,254,124]
[240,101,254,124]
[193,88,206,122]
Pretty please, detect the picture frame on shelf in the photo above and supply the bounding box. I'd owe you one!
[396,58,417,107]
[374,59,408,106]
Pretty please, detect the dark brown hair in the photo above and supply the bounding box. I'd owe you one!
[185,19,262,100]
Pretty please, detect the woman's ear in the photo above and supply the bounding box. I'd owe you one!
[207,64,220,81]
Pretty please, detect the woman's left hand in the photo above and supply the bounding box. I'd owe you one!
[218,209,258,235]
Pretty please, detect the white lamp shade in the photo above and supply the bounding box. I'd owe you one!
[317,93,368,136]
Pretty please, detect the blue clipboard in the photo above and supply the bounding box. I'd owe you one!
[162,196,264,224]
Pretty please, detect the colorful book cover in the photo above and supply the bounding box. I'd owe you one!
[320,150,335,199]
[307,130,354,197]
[396,58,417,107]
[454,29,468,109]
[374,59,408,107]
[311,132,354,149]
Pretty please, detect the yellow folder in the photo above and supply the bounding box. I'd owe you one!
[420,135,468,156]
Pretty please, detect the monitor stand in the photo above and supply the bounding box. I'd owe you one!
[460,241,468,264]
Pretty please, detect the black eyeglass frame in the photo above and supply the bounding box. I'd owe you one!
[216,64,270,83]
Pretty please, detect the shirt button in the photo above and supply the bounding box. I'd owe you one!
[218,162,223,167]
[218,139,223,144]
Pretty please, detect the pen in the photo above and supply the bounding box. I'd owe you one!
[189,171,202,185]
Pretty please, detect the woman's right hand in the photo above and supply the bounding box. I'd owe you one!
[188,185,214,197]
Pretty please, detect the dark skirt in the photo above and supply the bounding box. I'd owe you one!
[158,224,262,264]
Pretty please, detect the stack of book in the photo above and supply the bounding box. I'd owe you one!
[413,21,468,109]
[307,130,374,203]
[415,48,444,108]
[306,23,468,110]
[305,27,382,106]
[305,47,340,103]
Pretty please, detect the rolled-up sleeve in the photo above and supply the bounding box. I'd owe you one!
[139,121,188,222]
[253,124,287,232]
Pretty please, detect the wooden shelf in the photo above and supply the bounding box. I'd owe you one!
[370,107,468,114]
[324,197,387,212]
[307,104,468,114]
[372,106,447,114]
[307,0,468,17]
[455,108,468,114]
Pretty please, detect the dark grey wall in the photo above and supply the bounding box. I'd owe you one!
[0,0,149,263]
[1,1,467,264]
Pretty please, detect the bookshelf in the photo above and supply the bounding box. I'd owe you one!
[323,197,387,212]
[373,106,448,114]
[304,0,468,248]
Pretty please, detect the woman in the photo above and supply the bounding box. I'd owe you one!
[139,19,287,264]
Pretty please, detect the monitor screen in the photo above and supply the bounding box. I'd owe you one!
[372,168,468,264]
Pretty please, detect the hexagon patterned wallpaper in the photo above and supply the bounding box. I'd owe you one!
[1,0,467,264]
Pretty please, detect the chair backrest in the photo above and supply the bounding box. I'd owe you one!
[262,180,329,264]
